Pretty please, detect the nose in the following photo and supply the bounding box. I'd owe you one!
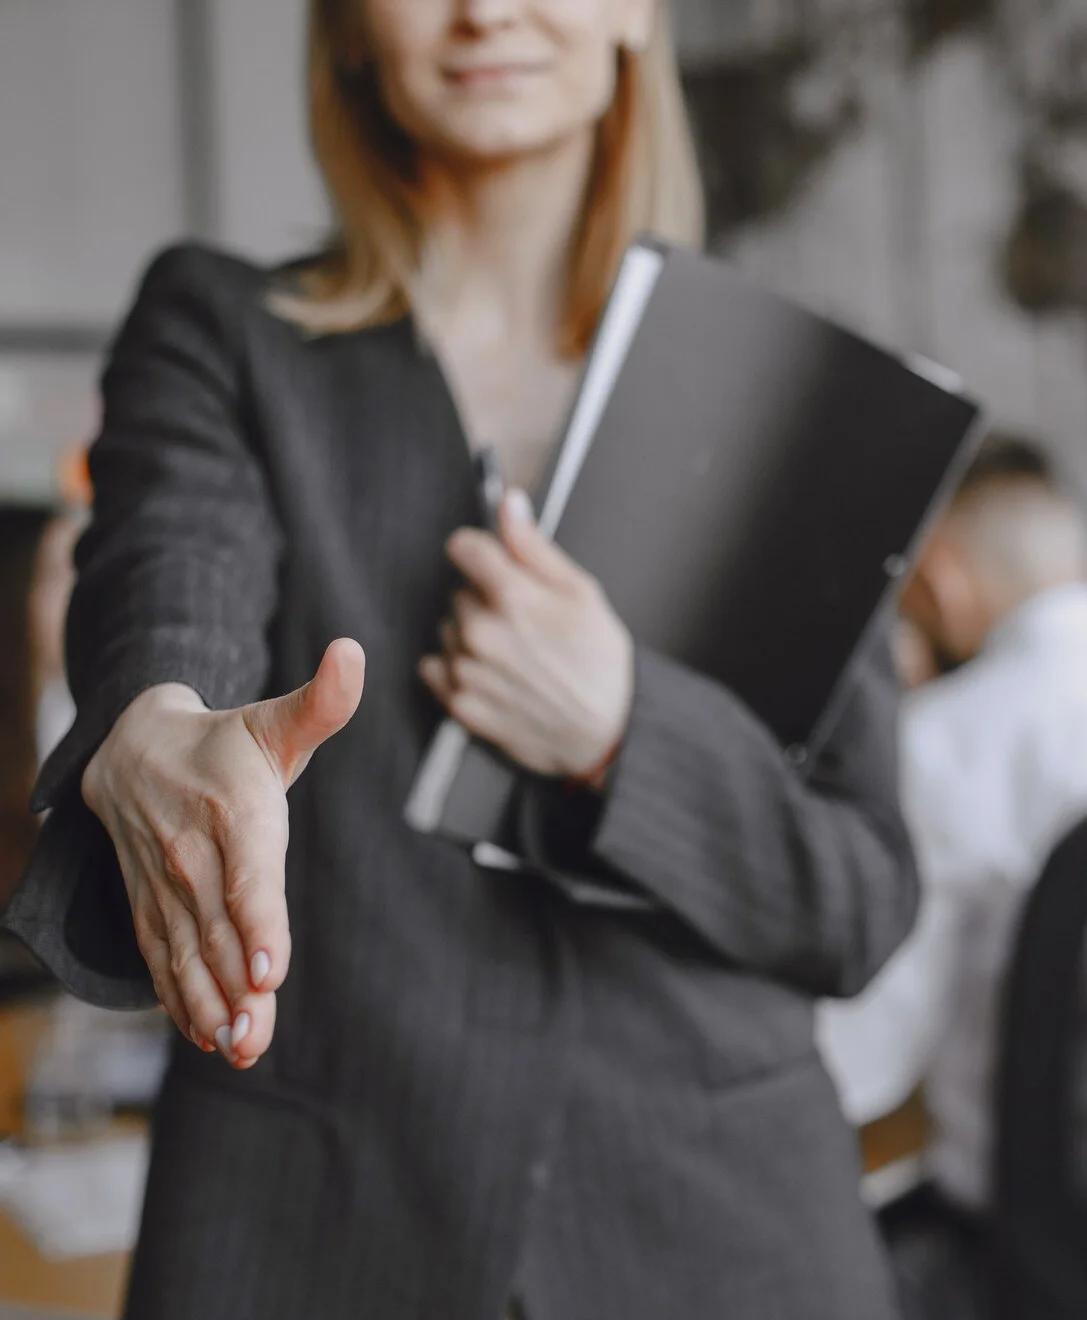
[453,0,520,29]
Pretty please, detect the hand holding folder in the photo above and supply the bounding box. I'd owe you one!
[418,450,635,834]
[407,239,985,859]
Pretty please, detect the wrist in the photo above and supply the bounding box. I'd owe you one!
[565,735,623,794]
[126,682,208,718]
[84,684,208,814]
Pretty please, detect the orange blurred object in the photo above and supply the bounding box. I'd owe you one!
[57,447,92,509]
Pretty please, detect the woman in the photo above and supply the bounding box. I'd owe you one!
[3,3,918,1318]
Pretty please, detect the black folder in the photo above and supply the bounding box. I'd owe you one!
[405,238,984,854]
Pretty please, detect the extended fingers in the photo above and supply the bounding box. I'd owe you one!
[218,805,291,997]
[158,825,253,1008]
[228,990,277,1066]
[155,890,278,1067]
[136,917,196,1045]
[158,896,233,1052]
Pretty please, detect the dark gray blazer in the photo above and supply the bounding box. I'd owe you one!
[3,245,917,1320]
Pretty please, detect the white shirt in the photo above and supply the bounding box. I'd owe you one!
[816,582,1087,1209]
[35,674,76,769]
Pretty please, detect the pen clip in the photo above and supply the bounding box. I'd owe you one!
[474,445,506,534]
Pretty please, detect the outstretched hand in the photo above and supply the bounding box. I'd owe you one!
[81,638,365,1067]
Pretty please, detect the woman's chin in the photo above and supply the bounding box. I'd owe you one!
[429,121,588,171]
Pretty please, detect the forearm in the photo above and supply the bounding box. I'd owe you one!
[33,246,283,815]
[522,639,919,997]
[6,244,284,1009]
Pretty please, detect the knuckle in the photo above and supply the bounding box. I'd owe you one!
[449,654,467,689]
[223,867,261,911]
[458,617,478,651]
[447,687,470,721]
[448,690,480,730]
[168,942,195,984]
[132,911,157,952]
[227,795,286,846]
[159,833,198,896]
[492,580,517,615]
[160,905,190,952]
[460,615,490,657]
[146,966,171,1010]
[201,790,241,837]
[200,915,235,964]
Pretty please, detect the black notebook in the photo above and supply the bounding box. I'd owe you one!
[404,238,983,855]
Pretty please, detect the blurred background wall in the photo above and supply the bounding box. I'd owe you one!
[1,0,1085,502]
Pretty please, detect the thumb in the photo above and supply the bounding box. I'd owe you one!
[244,637,365,788]
[498,489,572,584]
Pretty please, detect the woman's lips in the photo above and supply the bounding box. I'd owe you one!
[443,63,548,89]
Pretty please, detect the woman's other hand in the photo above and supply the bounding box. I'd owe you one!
[420,492,633,781]
[80,638,365,1067]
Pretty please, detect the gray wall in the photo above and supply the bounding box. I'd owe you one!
[1,0,1085,497]
[0,0,326,499]
[722,30,1087,490]
[0,0,186,326]
[0,0,325,331]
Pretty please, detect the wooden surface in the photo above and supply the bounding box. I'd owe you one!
[0,1210,127,1319]
[0,1001,130,1320]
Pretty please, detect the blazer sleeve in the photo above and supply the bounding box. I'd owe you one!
[1,244,285,1010]
[520,630,919,1000]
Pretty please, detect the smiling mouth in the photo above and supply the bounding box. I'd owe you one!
[443,64,548,89]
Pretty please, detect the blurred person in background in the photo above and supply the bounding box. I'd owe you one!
[2,3,919,1319]
[28,509,81,767]
[0,499,81,988]
[818,436,1087,1319]
[0,506,54,919]
[893,615,940,692]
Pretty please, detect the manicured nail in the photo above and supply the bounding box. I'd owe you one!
[214,1025,234,1057]
[189,1024,202,1048]
[250,950,271,988]
[507,489,534,522]
[231,1013,251,1048]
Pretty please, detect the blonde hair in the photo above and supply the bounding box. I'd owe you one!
[277,0,705,356]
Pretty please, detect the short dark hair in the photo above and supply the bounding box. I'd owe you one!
[958,432,1057,497]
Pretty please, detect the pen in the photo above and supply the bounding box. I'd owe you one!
[474,445,505,534]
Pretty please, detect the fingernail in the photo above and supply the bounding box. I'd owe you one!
[507,489,533,522]
[231,1012,251,1048]
[189,1024,201,1047]
[250,950,271,988]
[214,1025,234,1057]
